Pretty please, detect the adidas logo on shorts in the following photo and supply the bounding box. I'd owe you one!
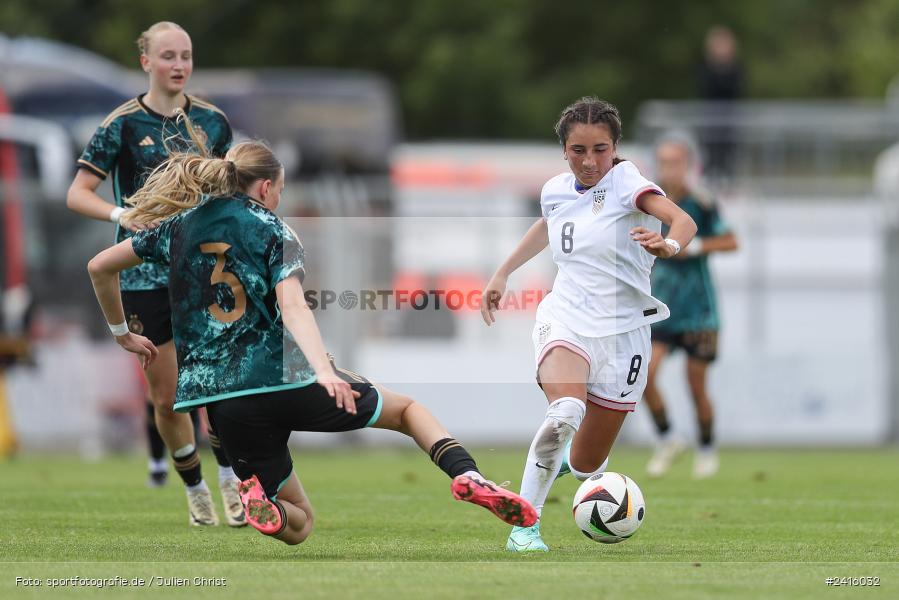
[139,136,155,146]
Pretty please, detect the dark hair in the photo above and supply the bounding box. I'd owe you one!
[554,96,622,146]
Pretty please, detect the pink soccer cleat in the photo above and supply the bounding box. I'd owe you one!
[238,475,283,535]
[451,475,538,527]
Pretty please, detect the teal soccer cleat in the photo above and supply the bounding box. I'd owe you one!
[506,522,549,552]
[556,441,572,480]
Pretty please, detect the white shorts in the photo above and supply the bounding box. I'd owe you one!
[532,303,651,412]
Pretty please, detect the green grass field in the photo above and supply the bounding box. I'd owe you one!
[2,447,897,599]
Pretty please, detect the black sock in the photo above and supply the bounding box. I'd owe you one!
[699,419,714,447]
[651,407,670,436]
[172,447,203,487]
[428,438,478,478]
[207,428,231,468]
[145,401,166,462]
[269,500,288,537]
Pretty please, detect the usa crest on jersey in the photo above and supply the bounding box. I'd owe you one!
[593,188,606,214]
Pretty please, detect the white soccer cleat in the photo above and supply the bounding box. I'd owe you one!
[186,488,220,526]
[692,448,720,479]
[646,436,686,478]
[220,478,247,527]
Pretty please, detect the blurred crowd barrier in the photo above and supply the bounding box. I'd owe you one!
[637,99,899,192]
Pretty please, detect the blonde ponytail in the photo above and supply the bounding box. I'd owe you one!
[121,111,283,228]
[121,155,237,227]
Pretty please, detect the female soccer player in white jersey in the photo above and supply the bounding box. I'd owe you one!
[481,97,697,552]
[67,22,241,528]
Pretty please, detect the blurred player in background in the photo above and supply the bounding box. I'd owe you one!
[644,132,738,479]
[65,22,243,527]
[698,25,744,180]
[481,97,696,552]
[0,285,33,458]
[86,126,537,545]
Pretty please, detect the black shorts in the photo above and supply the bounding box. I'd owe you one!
[205,367,382,499]
[121,289,173,346]
[652,329,718,362]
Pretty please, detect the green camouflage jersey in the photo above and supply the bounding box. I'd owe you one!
[651,189,731,333]
[131,194,312,412]
[78,94,232,291]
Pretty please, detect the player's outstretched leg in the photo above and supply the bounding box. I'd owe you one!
[371,385,537,528]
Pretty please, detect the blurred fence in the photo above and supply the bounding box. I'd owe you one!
[637,99,899,194]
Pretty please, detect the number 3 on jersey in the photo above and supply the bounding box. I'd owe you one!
[200,242,246,323]
[561,221,575,254]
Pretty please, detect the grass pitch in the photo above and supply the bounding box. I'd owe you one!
[2,447,897,599]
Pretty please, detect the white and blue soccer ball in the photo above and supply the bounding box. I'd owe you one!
[572,472,645,543]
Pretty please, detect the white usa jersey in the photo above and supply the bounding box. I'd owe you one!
[539,161,670,337]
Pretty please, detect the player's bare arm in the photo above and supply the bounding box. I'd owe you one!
[633,192,697,258]
[67,169,142,232]
[276,277,359,414]
[481,217,549,325]
[685,231,738,256]
[86,239,158,368]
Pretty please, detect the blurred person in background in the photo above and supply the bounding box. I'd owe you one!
[0,285,33,458]
[1,104,37,458]
[481,97,696,552]
[644,131,738,480]
[698,25,744,180]
[65,22,243,528]
[87,128,537,545]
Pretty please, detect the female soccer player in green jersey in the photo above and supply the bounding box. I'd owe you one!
[644,132,739,480]
[84,117,536,545]
[66,22,241,527]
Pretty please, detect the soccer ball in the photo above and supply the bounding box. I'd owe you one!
[572,472,645,543]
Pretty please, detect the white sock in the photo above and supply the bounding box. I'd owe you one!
[218,465,237,484]
[518,397,586,518]
[461,469,484,481]
[148,458,167,473]
[173,443,195,458]
[186,479,209,494]
[659,430,677,444]
[570,456,609,481]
